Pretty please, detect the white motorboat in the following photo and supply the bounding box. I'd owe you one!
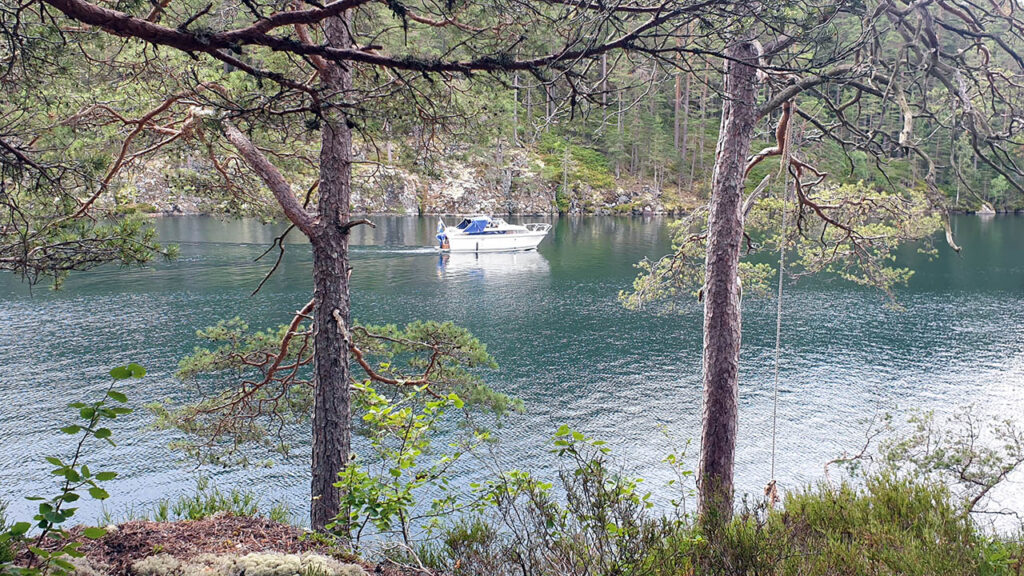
[435,216,551,252]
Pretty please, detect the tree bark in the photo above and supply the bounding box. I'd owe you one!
[698,38,759,523]
[675,71,682,152]
[691,63,710,187]
[310,9,354,532]
[680,62,691,188]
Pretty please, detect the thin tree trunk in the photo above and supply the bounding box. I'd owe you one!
[310,9,354,533]
[616,91,623,178]
[601,54,608,122]
[512,70,520,145]
[526,84,533,143]
[675,70,682,151]
[680,61,691,188]
[692,63,710,187]
[698,38,759,523]
[545,83,553,129]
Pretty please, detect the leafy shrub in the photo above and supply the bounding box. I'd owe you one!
[678,473,1024,576]
[0,364,141,576]
[422,426,684,576]
[0,501,13,564]
[418,418,1024,576]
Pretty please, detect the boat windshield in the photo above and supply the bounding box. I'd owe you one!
[457,217,491,234]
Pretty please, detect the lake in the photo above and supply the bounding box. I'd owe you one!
[1,214,1022,525]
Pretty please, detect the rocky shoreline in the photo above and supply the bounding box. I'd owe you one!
[110,156,1021,218]
[109,153,704,218]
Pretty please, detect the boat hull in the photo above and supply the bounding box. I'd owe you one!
[442,232,547,252]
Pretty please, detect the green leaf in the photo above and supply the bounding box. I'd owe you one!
[83,527,107,540]
[126,363,146,378]
[94,472,117,481]
[79,407,96,419]
[555,424,571,437]
[60,425,82,435]
[28,546,49,557]
[93,428,112,439]
[52,558,77,571]
[45,457,63,466]
[10,522,31,536]
[88,487,109,500]
[109,366,132,380]
[107,390,128,403]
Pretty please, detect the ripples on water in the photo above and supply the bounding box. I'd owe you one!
[1,215,1022,525]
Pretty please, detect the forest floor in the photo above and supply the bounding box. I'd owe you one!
[19,515,428,576]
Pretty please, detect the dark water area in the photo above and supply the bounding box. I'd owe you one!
[1,214,1022,524]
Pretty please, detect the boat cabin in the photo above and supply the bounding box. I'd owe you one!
[454,216,518,234]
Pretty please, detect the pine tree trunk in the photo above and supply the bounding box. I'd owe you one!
[310,10,354,533]
[698,38,759,523]
[512,71,519,145]
[675,73,682,152]
[691,64,710,187]
[680,64,691,188]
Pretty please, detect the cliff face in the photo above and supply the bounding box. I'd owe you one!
[351,148,559,215]
[343,146,703,215]
[114,149,701,216]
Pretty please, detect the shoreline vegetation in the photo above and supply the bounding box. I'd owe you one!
[5,449,1024,576]
[3,369,1023,576]
[10,480,1024,576]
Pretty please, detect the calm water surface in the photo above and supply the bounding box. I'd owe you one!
[1,215,1022,523]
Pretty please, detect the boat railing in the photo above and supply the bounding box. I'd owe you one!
[525,223,552,233]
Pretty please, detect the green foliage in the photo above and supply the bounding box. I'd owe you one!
[333,385,486,546]
[156,316,516,468]
[1,208,176,289]
[554,187,571,213]
[417,421,1024,576]
[538,134,616,192]
[675,474,1013,576]
[0,501,13,565]
[0,365,140,576]
[867,408,1024,516]
[423,426,686,576]
[623,181,942,311]
[147,476,290,523]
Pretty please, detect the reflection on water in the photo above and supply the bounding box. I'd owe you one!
[437,251,550,280]
[0,214,1022,526]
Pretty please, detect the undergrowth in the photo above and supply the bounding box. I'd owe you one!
[108,476,292,524]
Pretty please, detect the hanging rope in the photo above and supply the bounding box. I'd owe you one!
[764,182,787,508]
[770,182,787,479]
[766,110,794,507]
